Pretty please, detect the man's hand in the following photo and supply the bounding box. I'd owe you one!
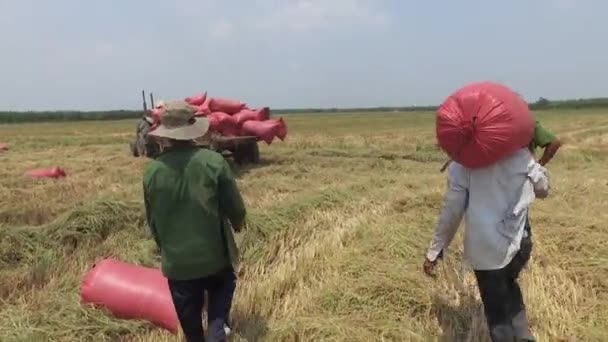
[423,258,437,278]
[539,139,562,166]
[423,250,443,278]
[231,219,247,233]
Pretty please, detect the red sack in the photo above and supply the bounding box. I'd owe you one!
[233,108,270,127]
[274,118,288,141]
[208,98,246,114]
[25,167,66,179]
[80,259,178,333]
[194,97,211,116]
[436,81,534,168]
[150,108,165,123]
[242,118,288,144]
[207,112,238,133]
[0,144,8,152]
[221,125,241,137]
[206,113,222,132]
[185,92,208,106]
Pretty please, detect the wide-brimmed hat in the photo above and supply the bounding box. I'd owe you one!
[147,102,209,141]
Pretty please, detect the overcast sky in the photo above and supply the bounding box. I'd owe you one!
[1,0,606,111]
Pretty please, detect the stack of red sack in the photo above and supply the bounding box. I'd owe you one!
[149,92,288,145]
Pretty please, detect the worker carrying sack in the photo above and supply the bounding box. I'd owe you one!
[436,81,534,168]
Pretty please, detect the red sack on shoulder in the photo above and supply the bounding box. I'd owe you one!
[208,98,246,114]
[436,81,534,168]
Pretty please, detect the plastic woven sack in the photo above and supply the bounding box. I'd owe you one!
[80,258,179,333]
[436,81,534,168]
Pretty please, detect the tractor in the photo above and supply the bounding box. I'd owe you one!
[130,91,260,164]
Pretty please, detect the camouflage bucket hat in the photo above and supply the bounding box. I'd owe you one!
[147,101,209,141]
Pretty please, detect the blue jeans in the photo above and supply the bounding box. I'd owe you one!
[168,267,236,342]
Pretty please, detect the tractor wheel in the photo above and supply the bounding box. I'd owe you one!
[130,141,140,157]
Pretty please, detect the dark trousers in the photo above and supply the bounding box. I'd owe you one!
[168,267,236,342]
[474,222,535,342]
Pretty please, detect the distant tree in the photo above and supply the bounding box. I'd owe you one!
[534,97,551,108]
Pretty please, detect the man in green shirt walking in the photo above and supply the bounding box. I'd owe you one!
[530,120,561,166]
[144,102,246,342]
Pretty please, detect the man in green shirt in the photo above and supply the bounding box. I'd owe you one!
[530,120,561,166]
[144,102,246,342]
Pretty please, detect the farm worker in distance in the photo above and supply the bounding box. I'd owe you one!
[529,120,561,166]
[423,147,550,342]
[143,102,247,342]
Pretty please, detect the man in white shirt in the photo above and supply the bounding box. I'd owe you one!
[423,147,550,342]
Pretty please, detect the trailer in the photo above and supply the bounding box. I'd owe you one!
[130,91,260,164]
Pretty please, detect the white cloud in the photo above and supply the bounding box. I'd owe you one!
[257,0,390,32]
[553,0,577,11]
[208,20,234,40]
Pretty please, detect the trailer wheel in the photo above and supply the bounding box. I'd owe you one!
[249,142,260,164]
[232,141,259,165]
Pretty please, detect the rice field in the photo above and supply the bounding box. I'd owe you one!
[0,109,607,341]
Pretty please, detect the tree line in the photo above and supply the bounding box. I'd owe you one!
[1,97,607,124]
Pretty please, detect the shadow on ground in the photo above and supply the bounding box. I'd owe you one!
[432,291,488,342]
[230,310,268,342]
[229,157,285,179]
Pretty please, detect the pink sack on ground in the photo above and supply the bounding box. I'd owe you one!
[436,81,534,169]
[80,258,179,333]
[208,98,246,114]
[185,92,208,106]
[233,108,270,127]
[0,144,8,152]
[25,167,67,179]
[242,118,288,144]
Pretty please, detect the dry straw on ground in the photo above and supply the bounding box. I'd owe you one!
[0,110,607,341]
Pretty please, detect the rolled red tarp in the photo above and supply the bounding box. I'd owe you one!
[80,258,179,333]
[242,118,288,144]
[25,167,67,179]
[436,81,534,168]
[208,98,246,115]
[233,108,270,127]
[185,92,208,106]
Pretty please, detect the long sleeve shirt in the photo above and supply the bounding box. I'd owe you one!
[426,148,550,271]
[143,146,246,280]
